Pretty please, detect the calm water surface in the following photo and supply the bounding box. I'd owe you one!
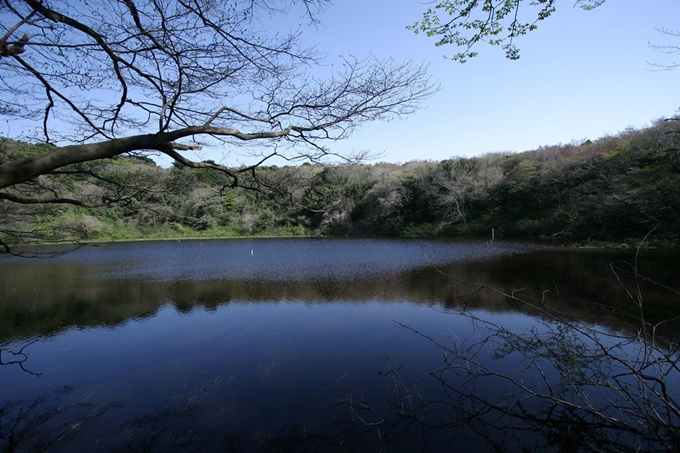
[0,238,678,452]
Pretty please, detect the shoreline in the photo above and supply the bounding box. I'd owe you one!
[5,232,674,252]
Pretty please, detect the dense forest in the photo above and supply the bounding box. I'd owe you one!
[1,118,678,250]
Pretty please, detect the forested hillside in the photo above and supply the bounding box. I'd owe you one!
[1,118,678,249]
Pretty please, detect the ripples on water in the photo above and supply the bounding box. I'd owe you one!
[1,238,678,452]
[37,237,542,281]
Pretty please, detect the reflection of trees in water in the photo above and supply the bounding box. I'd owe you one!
[0,375,366,453]
[2,247,678,451]
[344,320,680,452]
[112,374,237,453]
[0,386,121,453]
[260,423,365,453]
[3,248,678,346]
[0,340,41,377]
[341,253,680,453]
[109,373,367,452]
[114,417,365,453]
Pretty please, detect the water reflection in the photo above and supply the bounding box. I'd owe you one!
[0,339,42,376]
[0,239,678,452]
[0,241,677,345]
[0,386,122,452]
[0,383,370,453]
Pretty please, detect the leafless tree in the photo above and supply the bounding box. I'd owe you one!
[342,233,680,452]
[648,28,680,71]
[433,157,502,225]
[0,0,436,194]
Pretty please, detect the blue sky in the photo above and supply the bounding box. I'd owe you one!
[5,0,676,166]
[274,0,679,164]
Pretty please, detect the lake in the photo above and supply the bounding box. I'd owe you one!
[1,238,678,452]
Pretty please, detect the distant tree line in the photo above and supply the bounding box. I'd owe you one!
[1,118,678,250]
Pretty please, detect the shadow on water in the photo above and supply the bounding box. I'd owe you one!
[1,241,677,345]
[0,238,678,452]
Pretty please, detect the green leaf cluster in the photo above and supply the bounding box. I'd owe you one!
[409,0,606,62]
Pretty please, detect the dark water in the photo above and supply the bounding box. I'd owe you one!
[0,238,678,452]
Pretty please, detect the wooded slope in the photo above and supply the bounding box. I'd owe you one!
[1,118,678,248]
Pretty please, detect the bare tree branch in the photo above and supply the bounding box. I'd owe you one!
[0,0,436,191]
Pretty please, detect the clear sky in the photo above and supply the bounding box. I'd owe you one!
[262,0,679,164]
[5,0,676,166]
